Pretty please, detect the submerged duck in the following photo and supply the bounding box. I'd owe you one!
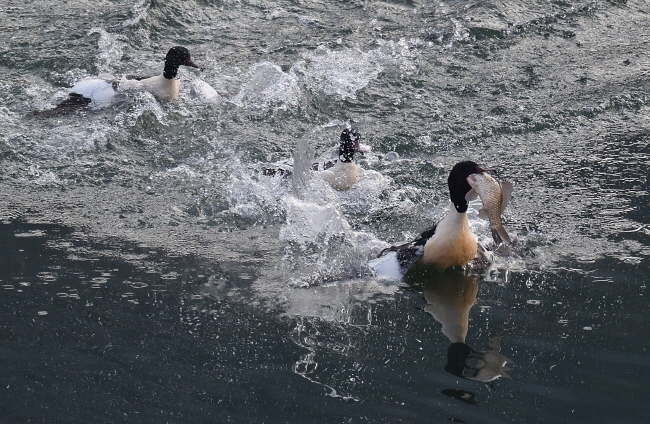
[372,161,490,273]
[263,128,369,191]
[34,46,200,116]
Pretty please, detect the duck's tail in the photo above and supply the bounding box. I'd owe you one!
[27,93,91,118]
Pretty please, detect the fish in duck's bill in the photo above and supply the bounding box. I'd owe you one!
[465,171,513,245]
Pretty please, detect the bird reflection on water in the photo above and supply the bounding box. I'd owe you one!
[404,267,514,402]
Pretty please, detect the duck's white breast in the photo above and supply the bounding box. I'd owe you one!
[421,208,477,268]
[138,75,180,100]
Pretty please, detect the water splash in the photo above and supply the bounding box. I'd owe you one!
[279,183,386,286]
[114,90,167,126]
[88,28,125,74]
[291,131,317,200]
[230,62,301,109]
[292,46,384,99]
[123,0,151,27]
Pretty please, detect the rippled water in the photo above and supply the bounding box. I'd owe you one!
[1,0,649,422]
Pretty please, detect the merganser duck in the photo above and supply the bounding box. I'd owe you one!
[34,46,200,116]
[262,129,369,191]
[373,161,489,273]
[318,128,364,191]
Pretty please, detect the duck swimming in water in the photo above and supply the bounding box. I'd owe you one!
[318,128,365,191]
[33,46,201,116]
[371,161,490,275]
[263,128,369,191]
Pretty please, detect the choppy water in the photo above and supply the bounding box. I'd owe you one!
[1,0,649,422]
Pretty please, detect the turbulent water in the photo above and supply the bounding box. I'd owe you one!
[1,1,649,423]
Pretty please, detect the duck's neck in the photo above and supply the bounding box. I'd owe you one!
[163,65,179,80]
[436,207,470,237]
[338,149,354,163]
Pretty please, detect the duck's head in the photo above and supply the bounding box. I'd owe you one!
[448,161,488,213]
[163,46,200,79]
[338,129,362,163]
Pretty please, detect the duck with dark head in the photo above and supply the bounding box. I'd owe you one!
[319,129,365,190]
[371,161,491,275]
[262,128,369,191]
[32,46,201,117]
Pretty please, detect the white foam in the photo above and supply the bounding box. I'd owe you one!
[88,28,125,74]
[231,62,301,109]
[368,251,404,281]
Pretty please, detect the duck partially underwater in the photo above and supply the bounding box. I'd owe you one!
[32,46,203,117]
[370,161,507,277]
[263,129,370,191]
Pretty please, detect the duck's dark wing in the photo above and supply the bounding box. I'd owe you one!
[261,159,293,177]
[377,225,437,270]
[28,93,92,118]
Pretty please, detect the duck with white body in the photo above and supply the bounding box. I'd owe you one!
[262,129,370,191]
[319,129,367,191]
[34,46,203,116]
[370,161,505,277]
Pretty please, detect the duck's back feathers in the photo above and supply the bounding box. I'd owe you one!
[30,78,117,117]
[370,225,437,279]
